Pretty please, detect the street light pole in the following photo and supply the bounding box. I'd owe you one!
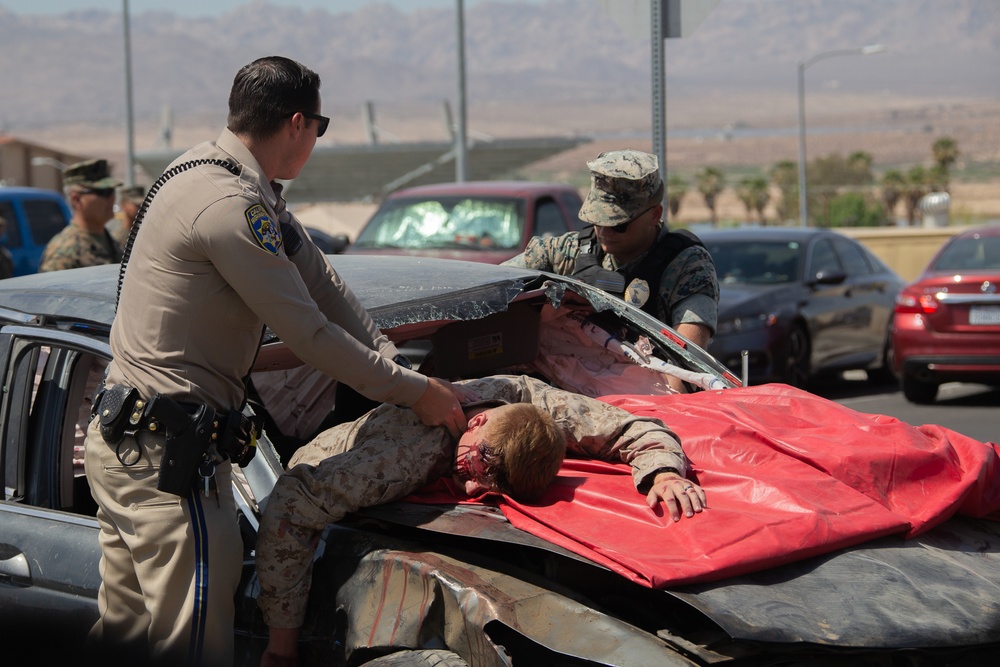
[796,44,885,227]
[123,0,136,187]
[454,0,468,182]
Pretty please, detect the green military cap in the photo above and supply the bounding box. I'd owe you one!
[63,159,123,189]
[578,149,664,226]
[119,184,147,204]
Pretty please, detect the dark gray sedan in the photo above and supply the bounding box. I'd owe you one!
[1,257,997,667]
[700,227,906,387]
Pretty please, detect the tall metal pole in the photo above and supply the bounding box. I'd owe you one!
[796,60,807,227]
[454,0,468,182]
[651,0,666,190]
[123,0,136,186]
[796,44,885,227]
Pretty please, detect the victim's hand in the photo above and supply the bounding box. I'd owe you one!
[646,471,707,521]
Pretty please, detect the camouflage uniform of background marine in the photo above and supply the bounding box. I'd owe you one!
[504,150,718,335]
[111,184,147,246]
[255,374,690,631]
[38,159,122,273]
[39,225,121,272]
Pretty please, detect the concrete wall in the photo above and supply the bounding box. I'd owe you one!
[839,226,970,282]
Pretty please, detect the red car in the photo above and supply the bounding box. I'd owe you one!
[893,225,1000,403]
[344,181,584,264]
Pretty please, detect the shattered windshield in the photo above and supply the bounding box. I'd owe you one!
[354,196,525,251]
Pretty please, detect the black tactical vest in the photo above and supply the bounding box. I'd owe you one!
[572,225,704,318]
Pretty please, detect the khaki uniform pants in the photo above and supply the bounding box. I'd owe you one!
[83,418,243,666]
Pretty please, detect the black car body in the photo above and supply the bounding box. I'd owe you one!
[1,257,998,666]
[700,227,905,386]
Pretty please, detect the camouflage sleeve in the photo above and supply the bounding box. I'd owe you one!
[500,231,581,275]
[474,376,690,489]
[659,245,720,335]
[39,230,85,272]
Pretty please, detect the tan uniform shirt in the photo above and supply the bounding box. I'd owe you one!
[106,128,425,411]
[256,374,689,627]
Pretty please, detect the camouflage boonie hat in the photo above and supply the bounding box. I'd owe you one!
[578,149,664,226]
[63,159,123,189]
[119,184,147,204]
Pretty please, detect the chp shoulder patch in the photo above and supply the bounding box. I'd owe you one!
[245,204,282,255]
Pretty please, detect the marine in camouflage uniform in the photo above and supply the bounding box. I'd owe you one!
[110,183,147,246]
[256,374,696,632]
[503,150,718,351]
[39,158,122,273]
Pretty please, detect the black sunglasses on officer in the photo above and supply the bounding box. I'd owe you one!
[286,110,330,138]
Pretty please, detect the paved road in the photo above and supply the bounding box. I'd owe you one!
[812,374,999,444]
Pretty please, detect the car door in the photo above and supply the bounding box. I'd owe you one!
[803,236,857,369]
[830,236,889,363]
[0,324,108,643]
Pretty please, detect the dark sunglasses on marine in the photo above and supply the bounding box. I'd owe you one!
[80,188,116,198]
[608,205,655,233]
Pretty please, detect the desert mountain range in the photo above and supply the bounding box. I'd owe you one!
[2,0,998,221]
[1,0,996,134]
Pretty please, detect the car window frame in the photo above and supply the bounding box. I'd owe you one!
[0,325,109,512]
[806,237,844,281]
[533,196,571,238]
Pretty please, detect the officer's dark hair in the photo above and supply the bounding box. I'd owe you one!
[227,56,321,141]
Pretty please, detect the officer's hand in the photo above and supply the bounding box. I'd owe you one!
[646,471,707,521]
[412,377,468,438]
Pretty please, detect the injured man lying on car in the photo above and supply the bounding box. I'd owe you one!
[254,374,707,667]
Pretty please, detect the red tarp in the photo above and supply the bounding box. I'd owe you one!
[409,384,1000,589]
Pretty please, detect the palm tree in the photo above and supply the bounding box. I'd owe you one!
[736,175,770,224]
[848,151,874,183]
[666,173,688,220]
[769,160,797,222]
[930,137,959,192]
[696,166,725,225]
[903,165,929,226]
[879,169,905,224]
[931,136,959,172]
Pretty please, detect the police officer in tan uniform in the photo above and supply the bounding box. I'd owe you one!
[83,55,469,666]
[39,158,123,272]
[504,150,719,352]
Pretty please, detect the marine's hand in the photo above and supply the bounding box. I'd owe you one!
[412,377,468,438]
[646,471,706,521]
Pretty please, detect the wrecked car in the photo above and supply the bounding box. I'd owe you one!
[1,256,998,666]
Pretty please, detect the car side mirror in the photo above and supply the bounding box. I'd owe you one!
[811,270,847,286]
[328,234,350,254]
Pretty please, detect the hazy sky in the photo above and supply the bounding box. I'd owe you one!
[0,0,537,16]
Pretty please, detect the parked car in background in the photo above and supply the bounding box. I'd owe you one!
[4,259,1000,666]
[0,186,71,276]
[304,226,349,255]
[700,227,905,387]
[344,181,584,263]
[893,225,1000,404]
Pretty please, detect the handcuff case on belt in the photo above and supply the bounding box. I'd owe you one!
[96,388,259,497]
